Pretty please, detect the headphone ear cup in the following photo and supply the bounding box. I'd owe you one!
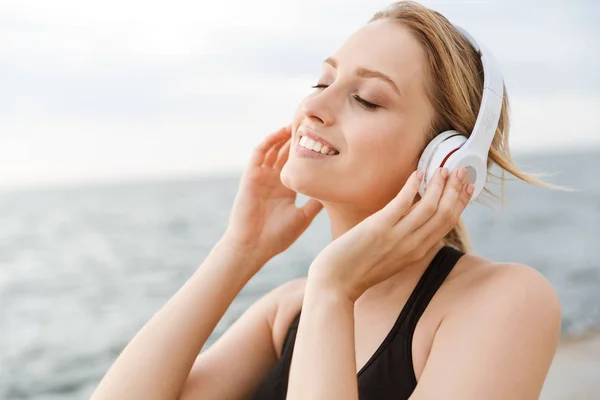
[417,130,467,197]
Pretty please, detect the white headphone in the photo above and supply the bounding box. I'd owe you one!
[417,25,504,202]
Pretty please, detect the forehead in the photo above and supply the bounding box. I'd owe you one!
[332,19,427,90]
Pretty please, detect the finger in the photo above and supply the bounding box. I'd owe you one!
[249,126,291,167]
[301,198,324,222]
[274,138,292,170]
[398,167,448,231]
[414,168,471,240]
[377,170,423,225]
[262,135,291,168]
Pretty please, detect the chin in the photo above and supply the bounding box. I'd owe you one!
[280,159,336,202]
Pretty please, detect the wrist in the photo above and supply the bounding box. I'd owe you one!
[305,276,356,307]
[307,264,362,304]
[216,234,270,273]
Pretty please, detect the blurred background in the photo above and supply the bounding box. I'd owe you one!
[1,0,598,399]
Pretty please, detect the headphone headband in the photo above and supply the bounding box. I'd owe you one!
[417,24,505,202]
[453,24,504,158]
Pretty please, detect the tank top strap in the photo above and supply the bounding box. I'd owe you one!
[397,245,464,337]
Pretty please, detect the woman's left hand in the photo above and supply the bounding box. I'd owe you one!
[308,167,474,302]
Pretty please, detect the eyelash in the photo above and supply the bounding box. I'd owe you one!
[311,84,380,110]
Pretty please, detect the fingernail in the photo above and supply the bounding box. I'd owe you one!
[440,168,448,179]
[457,168,466,181]
[466,183,474,195]
[416,170,424,181]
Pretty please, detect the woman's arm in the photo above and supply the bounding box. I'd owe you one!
[90,125,323,400]
[90,237,266,400]
[284,168,481,400]
[287,279,359,400]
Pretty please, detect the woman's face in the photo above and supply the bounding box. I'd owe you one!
[280,19,435,212]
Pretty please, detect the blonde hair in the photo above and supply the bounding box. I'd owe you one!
[371,1,556,253]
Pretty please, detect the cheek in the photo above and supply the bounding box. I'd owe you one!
[346,126,418,190]
[347,122,402,164]
[291,101,307,128]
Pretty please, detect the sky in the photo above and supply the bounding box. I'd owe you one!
[1,0,599,189]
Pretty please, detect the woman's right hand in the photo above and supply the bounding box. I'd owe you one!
[223,125,323,266]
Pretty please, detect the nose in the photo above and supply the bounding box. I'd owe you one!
[301,87,338,126]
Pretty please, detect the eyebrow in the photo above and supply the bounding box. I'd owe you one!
[324,57,402,97]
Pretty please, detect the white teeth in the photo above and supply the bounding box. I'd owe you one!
[298,135,338,155]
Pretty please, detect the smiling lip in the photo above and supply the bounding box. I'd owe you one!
[294,144,335,159]
[297,126,339,152]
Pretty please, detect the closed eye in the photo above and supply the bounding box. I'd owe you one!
[352,95,379,110]
[311,84,381,110]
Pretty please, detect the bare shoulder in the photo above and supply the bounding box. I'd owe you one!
[453,254,562,316]
[441,253,562,345]
[266,277,307,358]
[410,255,563,399]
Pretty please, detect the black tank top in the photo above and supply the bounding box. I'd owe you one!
[251,246,464,400]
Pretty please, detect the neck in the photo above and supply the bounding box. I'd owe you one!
[326,200,386,241]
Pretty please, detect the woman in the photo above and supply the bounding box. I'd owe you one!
[91,1,561,399]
